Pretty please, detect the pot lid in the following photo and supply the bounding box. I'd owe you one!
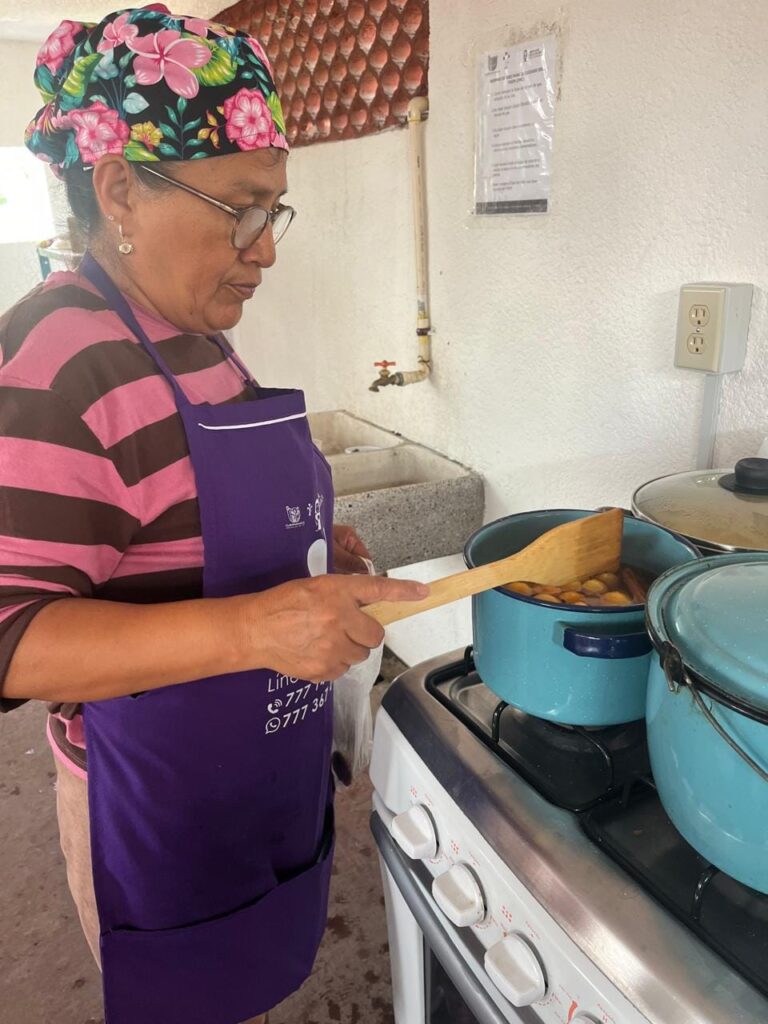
[632,458,768,551]
[647,553,768,712]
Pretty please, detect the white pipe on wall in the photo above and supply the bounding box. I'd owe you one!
[402,95,431,384]
[409,96,431,355]
[370,96,432,391]
[696,373,723,470]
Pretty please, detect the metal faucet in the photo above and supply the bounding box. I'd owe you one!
[369,360,400,392]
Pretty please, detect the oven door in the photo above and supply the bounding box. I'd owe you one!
[371,811,542,1024]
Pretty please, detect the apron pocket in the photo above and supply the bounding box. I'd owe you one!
[100,823,334,1024]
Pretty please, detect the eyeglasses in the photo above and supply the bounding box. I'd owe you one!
[137,164,296,249]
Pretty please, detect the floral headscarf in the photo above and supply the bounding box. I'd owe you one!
[25,4,288,176]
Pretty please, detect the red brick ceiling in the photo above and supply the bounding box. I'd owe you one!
[215,0,429,145]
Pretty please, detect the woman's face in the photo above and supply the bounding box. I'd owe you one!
[101,148,289,335]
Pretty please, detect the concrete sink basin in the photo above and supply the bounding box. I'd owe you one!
[309,409,403,456]
[308,411,484,571]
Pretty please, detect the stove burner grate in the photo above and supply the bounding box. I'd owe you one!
[581,777,768,999]
[426,649,649,813]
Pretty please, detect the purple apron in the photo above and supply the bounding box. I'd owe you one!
[79,255,335,1024]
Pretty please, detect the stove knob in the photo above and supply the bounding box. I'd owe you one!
[484,933,547,1007]
[572,1016,599,1024]
[431,863,486,927]
[391,804,438,860]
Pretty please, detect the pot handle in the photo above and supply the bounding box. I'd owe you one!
[563,628,652,660]
[688,685,768,783]
[595,505,635,517]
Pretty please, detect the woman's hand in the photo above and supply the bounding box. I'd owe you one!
[1,573,428,704]
[1,543,425,702]
[332,524,372,574]
[243,574,428,682]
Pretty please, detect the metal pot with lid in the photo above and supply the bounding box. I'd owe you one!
[463,509,699,727]
[645,552,768,893]
[631,457,768,554]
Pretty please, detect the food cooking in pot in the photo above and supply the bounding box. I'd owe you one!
[504,566,653,607]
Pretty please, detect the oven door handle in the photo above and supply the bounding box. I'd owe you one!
[371,810,529,1024]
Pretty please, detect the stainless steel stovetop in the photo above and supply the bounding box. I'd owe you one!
[379,649,768,1024]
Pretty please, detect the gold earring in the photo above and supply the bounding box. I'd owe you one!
[118,224,134,255]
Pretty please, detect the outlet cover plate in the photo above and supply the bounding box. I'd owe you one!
[675,282,753,373]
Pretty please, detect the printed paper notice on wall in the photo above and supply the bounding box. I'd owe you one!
[474,36,557,216]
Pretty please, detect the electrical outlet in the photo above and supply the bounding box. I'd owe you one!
[675,283,753,373]
[686,333,705,355]
[689,305,710,327]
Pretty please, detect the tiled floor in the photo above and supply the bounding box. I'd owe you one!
[0,651,406,1024]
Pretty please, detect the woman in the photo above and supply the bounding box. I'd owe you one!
[1,7,427,1023]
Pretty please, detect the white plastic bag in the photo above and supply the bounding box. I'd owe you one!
[331,557,383,785]
[332,640,384,785]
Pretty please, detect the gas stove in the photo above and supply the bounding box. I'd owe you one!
[428,648,650,813]
[370,649,768,1024]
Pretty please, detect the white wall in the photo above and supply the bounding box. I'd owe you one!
[240,0,768,524]
[0,40,48,310]
[0,0,214,36]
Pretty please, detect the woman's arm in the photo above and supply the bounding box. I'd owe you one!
[1,574,428,704]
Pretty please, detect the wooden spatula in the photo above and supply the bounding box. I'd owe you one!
[363,509,624,627]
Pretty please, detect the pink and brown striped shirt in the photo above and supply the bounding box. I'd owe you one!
[0,268,255,775]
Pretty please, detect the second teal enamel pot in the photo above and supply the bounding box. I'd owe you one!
[646,553,768,893]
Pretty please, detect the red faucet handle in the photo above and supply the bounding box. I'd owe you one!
[374,360,397,369]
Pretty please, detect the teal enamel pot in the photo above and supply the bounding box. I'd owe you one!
[464,510,700,726]
[646,553,768,894]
